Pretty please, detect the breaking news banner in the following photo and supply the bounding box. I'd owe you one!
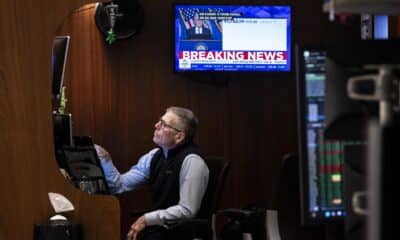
[180,51,287,62]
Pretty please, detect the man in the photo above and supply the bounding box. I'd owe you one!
[95,106,209,240]
[187,13,212,40]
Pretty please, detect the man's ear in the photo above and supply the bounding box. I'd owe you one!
[175,132,185,145]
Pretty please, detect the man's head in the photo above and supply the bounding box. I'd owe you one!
[194,13,203,28]
[153,106,198,150]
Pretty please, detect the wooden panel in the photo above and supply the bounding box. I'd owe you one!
[0,0,120,239]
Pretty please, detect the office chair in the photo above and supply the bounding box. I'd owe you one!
[131,156,230,240]
[216,154,294,240]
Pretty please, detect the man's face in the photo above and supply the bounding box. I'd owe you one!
[153,111,184,149]
[195,19,203,28]
[194,14,203,28]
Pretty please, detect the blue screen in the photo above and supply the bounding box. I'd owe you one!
[174,5,291,72]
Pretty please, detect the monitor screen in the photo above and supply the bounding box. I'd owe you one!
[296,45,347,224]
[53,112,73,149]
[174,5,291,72]
[53,112,73,170]
[61,136,110,195]
[51,36,70,96]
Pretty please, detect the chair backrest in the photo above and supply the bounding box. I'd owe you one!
[197,156,230,219]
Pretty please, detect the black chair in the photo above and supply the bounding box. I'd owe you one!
[216,154,293,240]
[132,156,230,240]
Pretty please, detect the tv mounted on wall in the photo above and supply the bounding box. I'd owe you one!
[174,5,291,72]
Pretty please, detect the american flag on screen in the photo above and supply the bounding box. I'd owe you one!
[179,8,199,30]
[211,8,224,32]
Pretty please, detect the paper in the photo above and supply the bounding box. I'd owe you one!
[48,192,75,213]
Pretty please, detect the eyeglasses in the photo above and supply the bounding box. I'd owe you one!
[158,118,183,132]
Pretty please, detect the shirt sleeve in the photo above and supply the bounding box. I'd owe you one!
[99,148,159,194]
[144,154,209,226]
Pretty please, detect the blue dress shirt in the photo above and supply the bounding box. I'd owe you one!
[99,148,209,226]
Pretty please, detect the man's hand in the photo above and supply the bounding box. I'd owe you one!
[94,144,111,162]
[127,215,147,240]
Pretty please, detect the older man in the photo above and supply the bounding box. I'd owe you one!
[187,13,212,40]
[96,106,209,240]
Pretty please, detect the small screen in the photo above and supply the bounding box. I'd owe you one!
[174,5,291,72]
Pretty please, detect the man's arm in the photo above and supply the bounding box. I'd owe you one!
[143,154,209,226]
[95,145,158,194]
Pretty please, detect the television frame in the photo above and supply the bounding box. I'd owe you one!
[173,4,292,73]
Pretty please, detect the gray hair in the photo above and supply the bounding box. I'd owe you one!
[166,106,198,142]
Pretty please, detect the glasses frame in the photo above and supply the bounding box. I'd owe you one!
[158,118,183,132]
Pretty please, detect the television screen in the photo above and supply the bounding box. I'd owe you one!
[51,36,70,96]
[174,5,291,72]
[296,45,347,224]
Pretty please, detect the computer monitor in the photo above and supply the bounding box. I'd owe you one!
[53,112,73,149]
[53,112,73,170]
[296,44,347,224]
[51,36,70,97]
[60,136,110,194]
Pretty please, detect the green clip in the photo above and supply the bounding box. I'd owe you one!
[106,29,117,44]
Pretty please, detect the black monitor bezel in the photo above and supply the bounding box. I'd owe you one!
[296,43,345,225]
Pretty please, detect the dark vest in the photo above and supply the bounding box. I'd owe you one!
[149,142,202,210]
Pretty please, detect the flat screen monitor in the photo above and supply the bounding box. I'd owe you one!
[296,44,347,224]
[53,112,73,149]
[53,112,73,170]
[61,136,110,195]
[174,5,291,72]
[51,36,70,96]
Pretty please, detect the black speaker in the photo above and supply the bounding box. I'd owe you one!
[34,220,82,240]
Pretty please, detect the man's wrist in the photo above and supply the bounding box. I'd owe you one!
[144,211,163,226]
